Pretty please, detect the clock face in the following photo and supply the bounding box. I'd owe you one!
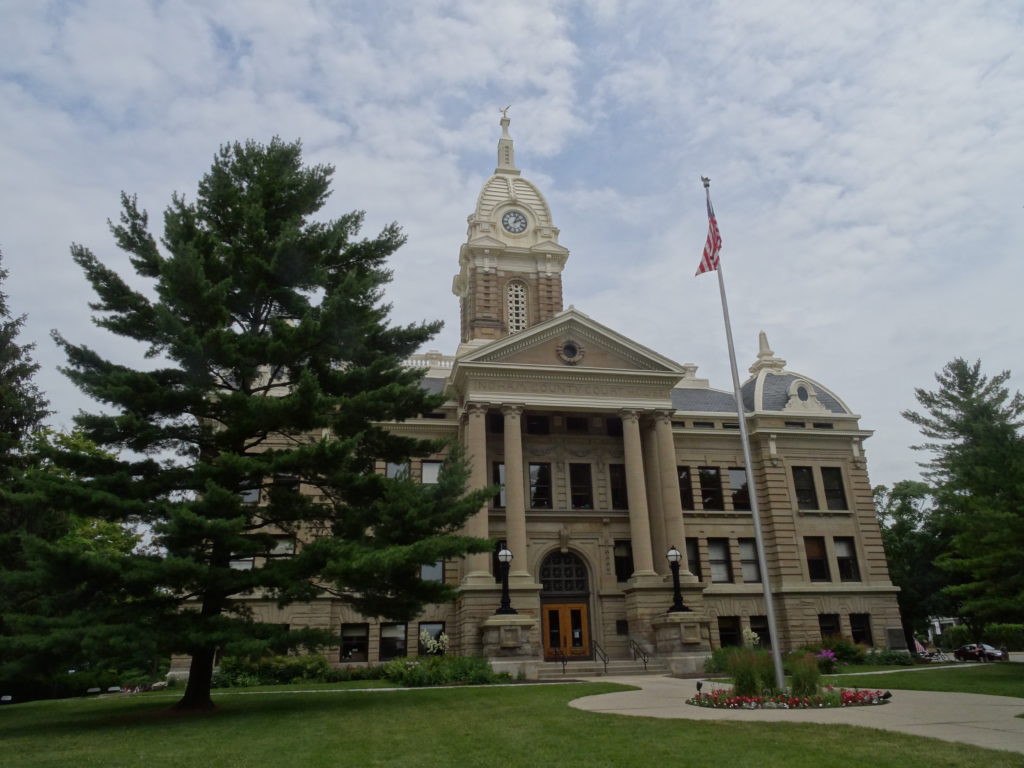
[502,210,528,234]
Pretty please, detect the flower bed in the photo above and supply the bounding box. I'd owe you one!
[687,686,890,709]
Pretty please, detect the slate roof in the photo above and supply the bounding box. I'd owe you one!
[419,377,448,395]
[671,387,745,413]
[741,372,848,414]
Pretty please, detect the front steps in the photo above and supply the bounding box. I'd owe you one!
[535,658,669,680]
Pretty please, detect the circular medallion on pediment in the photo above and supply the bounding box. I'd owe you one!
[557,339,585,366]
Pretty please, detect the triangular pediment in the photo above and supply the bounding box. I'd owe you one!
[457,308,684,374]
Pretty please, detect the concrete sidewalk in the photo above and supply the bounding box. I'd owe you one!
[569,675,1024,756]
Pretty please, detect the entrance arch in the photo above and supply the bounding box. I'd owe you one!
[539,551,591,660]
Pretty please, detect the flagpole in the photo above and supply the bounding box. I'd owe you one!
[704,177,786,692]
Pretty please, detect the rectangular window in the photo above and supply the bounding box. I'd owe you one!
[850,613,873,646]
[750,615,772,649]
[487,413,504,434]
[708,538,732,583]
[525,415,550,435]
[569,463,594,509]
[834,537,861,582]
[385,462,409,479]
[267,535,295,558]
[785,421,806,428]
[566,416,589,433]
[804,536,831,581]
[606,417,623,437]
[609,464,628,509]
[698,466,724,510]
[492,462,506,508]
[340,623,369,662]
[421,460,441,484]
[792,466,818,510]
[273,474,299,492]
[239,487,260,504]
[380,623,407,660]
[693,421,715,428]
[812,422,834,430]
[420,560,444,582]
[728,467,751,511]
[678,466,695,510]
[613,540,634,583]
[418,622,446,655]
[821,467,848,510]
[818,613,841,640]
[529,463,552,508]
[229,556,254,570]
[615,619,629,636]
[738,538,761,583]
[685,537,702,580]
[723,422,739,430]
[718,616,741,647]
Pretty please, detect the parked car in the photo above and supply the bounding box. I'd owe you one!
[953,643,1009,662]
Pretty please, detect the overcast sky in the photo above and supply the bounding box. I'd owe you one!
[2,0,1022,490]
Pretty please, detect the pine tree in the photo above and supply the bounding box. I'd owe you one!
[53,139,491,710]
[901,358,1024,624]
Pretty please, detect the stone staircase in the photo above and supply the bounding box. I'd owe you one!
[535,658,670,680]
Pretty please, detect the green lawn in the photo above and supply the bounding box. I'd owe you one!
[830,662,1024,698]
[2,682,1022,768]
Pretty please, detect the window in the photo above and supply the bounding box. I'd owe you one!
[678,466,695,510]
[750,615,772,649]
[785,421,806,428]
[606,417,623,437]
[609,464,628,509]
[418,622,446,655]
[723,422,739,430]
[506,280,528,333]
[693,420,715,428]
[421,460,441,484]
[525,415,550,435]
[492,462,506,508]
[685,537,702,580]
[420,560,444,582]
[818,613,841,640]
[850,613,873,646]
[613,540,634,582]
[529,463,552,508]
[804,537,830,581]
[487,413,504,434]
[708,538,732,583]
[615,619,629,636]
[718,616,741,647]
[340,623,369,662]
[385,462,409,479]
[834,537,860,582]
[738,538,761,583]
[728,467,751,511]
[229,556,254,570]
[569,463,593,509]
[380,623,407,660]
[566,416,589,433]
[273,474,299,492]
[239,486,260,504]
[821,467,848,510]
[698,466,724,510]
[267,535,295,558]
[812,422,834,430]
[492,539,507,584]
[792,466,818,510]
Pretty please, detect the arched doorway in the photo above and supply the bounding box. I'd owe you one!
[539,551,591,660]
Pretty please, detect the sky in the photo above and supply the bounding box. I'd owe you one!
[2,0,1022,490]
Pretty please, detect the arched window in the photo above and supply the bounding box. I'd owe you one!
[540,551,589,595]
[506,280,528,334]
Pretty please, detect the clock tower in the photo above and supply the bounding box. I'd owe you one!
[452,114,569,346]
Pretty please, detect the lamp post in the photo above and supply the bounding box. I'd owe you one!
[495,547,517,615]
[666,546,690,612]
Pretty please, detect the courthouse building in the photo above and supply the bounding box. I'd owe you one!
[238,117,903,676]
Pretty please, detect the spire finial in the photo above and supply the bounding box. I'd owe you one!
[495,106,518,175]
[749,330,787,374]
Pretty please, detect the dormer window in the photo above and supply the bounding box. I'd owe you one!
[507,280,528,334]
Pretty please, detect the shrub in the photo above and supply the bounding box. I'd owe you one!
[726,647,776,697]
[937,624,972,650]
[704,646,740,674]
[819,634,867,665]
[381,656,508,687]
[213,653,333,687]
[788,653,820,698]
[983,624,1024,651]
[863,648,914,666]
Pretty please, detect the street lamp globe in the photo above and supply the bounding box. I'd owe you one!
[666,546,682,564]
[498,548,514,564]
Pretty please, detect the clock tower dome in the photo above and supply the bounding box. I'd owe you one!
[452,114,569,346]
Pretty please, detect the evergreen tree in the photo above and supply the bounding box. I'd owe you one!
[53,138,491,710]
[902,358,1024,624]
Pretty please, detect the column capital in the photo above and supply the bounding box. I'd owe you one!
[501,403,525,417]
[465,402,490,418]
[619,408,643,424]
[650,409,674,426]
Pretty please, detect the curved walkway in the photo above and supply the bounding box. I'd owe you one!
[569,675,1024,755]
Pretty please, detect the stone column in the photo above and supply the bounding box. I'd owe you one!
[620,409,656,576]
[653,411,689,573]
[463,402,491,580]
[502,404,529,579]
[640,420,667,574]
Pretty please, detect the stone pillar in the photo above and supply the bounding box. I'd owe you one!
[502,404,529,579]
[653,411,690,576]
[463,402,491,581]
[620,410,656,576]
[640,420,667,574]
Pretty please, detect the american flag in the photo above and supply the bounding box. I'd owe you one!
[695,192,722,276]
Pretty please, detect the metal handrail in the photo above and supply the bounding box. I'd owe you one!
[592,641,609,675]
[628,637,650,671]
[552,645,569,674]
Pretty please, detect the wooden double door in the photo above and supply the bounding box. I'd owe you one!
[542,602,590,660]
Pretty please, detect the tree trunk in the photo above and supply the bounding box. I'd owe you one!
[174,646,217,711]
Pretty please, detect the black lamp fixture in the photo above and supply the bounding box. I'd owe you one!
[495,547,517,615]
[666,546,690,613]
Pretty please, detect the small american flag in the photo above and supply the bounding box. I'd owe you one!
[696,184,722,276]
